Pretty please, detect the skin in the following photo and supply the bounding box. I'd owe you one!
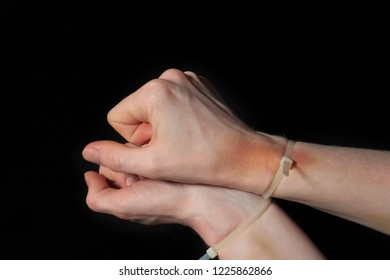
[82,68,390,258]
[84,167,324,259]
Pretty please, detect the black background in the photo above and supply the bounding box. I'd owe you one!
[1,1,389,260]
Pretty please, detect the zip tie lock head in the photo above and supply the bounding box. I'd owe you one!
[206,247,218,259]
[281,156,293,176]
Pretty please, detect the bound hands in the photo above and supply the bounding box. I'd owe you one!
[82,69,323,259]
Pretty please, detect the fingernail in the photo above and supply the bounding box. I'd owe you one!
[82,147,99,162]
[125,176,132,187]
[126,175,138,187]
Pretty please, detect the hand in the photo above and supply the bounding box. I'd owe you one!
[82,68,287,193]
[84,166,324,260]
[83,166,264,247]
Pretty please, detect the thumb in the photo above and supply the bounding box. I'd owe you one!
[82,140,152,176]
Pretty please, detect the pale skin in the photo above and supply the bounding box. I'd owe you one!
[84,167,324,259]
[82,68,390,258]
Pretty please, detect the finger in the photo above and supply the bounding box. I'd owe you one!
[82,140,153,177]
[84,171,109,196]
[84,171,138,217]
[98,166,115,182]
[84,171,119,214]
[107,69,187,143]
[106,87,151,142]
[84,171,185,223]
[125,143,147,182]
[108,69,199,144]
[98,166,140,188]
[129,122,152,146]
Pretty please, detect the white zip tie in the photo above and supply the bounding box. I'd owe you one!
[199,197,272,260]
[262,140,295,199]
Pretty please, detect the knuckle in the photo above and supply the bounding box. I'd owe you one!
[160,68,186,81]
[144,78,170,93]
[142,79,174,106]
[141,69,189,104]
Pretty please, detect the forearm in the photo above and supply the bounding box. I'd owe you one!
[272,141,390,235]
[219,203,325,259]
[193,201,324,260]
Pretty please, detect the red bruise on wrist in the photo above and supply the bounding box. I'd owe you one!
[241,133,288,195]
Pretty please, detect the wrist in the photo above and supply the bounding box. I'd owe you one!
[184,187,262,247]
[221,131,288,194]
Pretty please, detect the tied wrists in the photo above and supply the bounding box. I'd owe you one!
[199,139,296,260]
